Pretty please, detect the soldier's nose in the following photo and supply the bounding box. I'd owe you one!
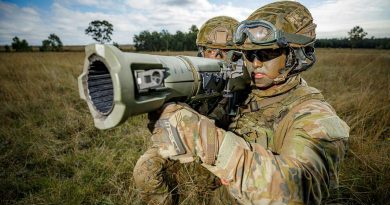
[252,58,263,69]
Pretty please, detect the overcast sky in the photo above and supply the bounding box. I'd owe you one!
[1,0,389,45]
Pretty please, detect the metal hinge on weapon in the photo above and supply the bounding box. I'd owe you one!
[222,51,245,115]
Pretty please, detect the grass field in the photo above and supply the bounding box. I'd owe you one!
[0,49,389,204]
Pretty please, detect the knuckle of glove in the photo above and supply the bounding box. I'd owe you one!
[152,104,220,165]
[160,103,182,116]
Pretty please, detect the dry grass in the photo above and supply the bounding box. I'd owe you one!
[0,49,389,204]
[303,49,390,205]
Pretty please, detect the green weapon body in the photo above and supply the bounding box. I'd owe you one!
[79,44,250,129]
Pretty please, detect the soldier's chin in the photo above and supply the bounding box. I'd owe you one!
[253,77,274,89]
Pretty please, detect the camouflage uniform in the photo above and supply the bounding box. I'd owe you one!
[134,16,240,205]
[198,2,349,204]
[136,1,349,204]
[204,75,349,204]
[135,2,349,204]
[147,76,349,204]
[134,109,226,204]
[133,147,223,205]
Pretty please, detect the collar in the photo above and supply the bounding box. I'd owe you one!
[251,75,301,99]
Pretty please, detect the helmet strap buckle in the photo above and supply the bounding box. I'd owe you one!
[277,37,289,48]
[277,46,316,81]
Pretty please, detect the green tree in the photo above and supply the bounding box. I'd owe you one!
[5,45,11,52]
[113,42,120,48]
[348,26,367,48]
[40,40,51,51]
[151,31,162,51]
[134,31,152,51]
[85,20,114,44]
[173,30,185,51]
[11,36,32,52]
[40,33,63,51]
[160,29,171,51]
[133,25,199,51]
[186,25,198,51]
[48,33,63,51]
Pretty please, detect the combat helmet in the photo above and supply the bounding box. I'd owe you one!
[236,1,317,80]
[235,1,316,50]
[197,16,239,49]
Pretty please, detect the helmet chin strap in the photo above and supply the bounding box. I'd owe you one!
[272,46,316,85]
[252,47,296,88]
[272,47,297,84]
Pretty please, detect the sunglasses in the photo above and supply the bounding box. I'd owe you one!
[243,48,286,62]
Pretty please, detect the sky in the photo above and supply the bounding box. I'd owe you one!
[0,0,389,45]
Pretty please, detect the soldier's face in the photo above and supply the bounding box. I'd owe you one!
[244,49,286,89]
[203,48,228,60]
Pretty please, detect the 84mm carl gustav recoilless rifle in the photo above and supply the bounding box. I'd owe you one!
[78,44,250,130]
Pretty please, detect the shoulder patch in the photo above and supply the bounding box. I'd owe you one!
[302,116,349,141]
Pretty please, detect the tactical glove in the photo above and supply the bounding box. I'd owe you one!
[151,103,225,165]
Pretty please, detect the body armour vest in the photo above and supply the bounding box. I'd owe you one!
[229,76,325,153]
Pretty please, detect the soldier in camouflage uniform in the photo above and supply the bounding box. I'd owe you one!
[195,16,242,128]
[133,16,240,205]
[143,1,350,205]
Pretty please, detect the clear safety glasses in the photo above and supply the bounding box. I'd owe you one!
[197,46,230,58]
[233,20,314,46]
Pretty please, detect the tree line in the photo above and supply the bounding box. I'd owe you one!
[5,34,63,52]
[135,25,390,50]
[315,38,390,49]
[133,25,198,51]
[315,26,390,49]
[3,22,390,52]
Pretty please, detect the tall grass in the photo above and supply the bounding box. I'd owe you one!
[0,52,148,204]
[0,49,389,204]
[303,49,390,205]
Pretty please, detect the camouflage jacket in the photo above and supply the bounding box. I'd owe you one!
[203,76,349,205]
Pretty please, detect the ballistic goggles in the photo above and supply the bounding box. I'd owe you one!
[234,20,314,47]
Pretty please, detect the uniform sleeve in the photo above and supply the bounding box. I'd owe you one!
[207,98,231,129]
[202,102,349,205]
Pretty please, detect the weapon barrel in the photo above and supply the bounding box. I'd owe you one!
[78,44,223,129]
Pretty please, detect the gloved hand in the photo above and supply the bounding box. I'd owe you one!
[151,103,225,165]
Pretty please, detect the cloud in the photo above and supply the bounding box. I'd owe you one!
[63,0,119,10]
[0,0,389,45]
[0,0,252,45]
[310,0,390,38]
[125,0,212,10]
[51,2,150,45]
[124,0,250,32]
[0,1,223,46]
[0,2,50,44]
